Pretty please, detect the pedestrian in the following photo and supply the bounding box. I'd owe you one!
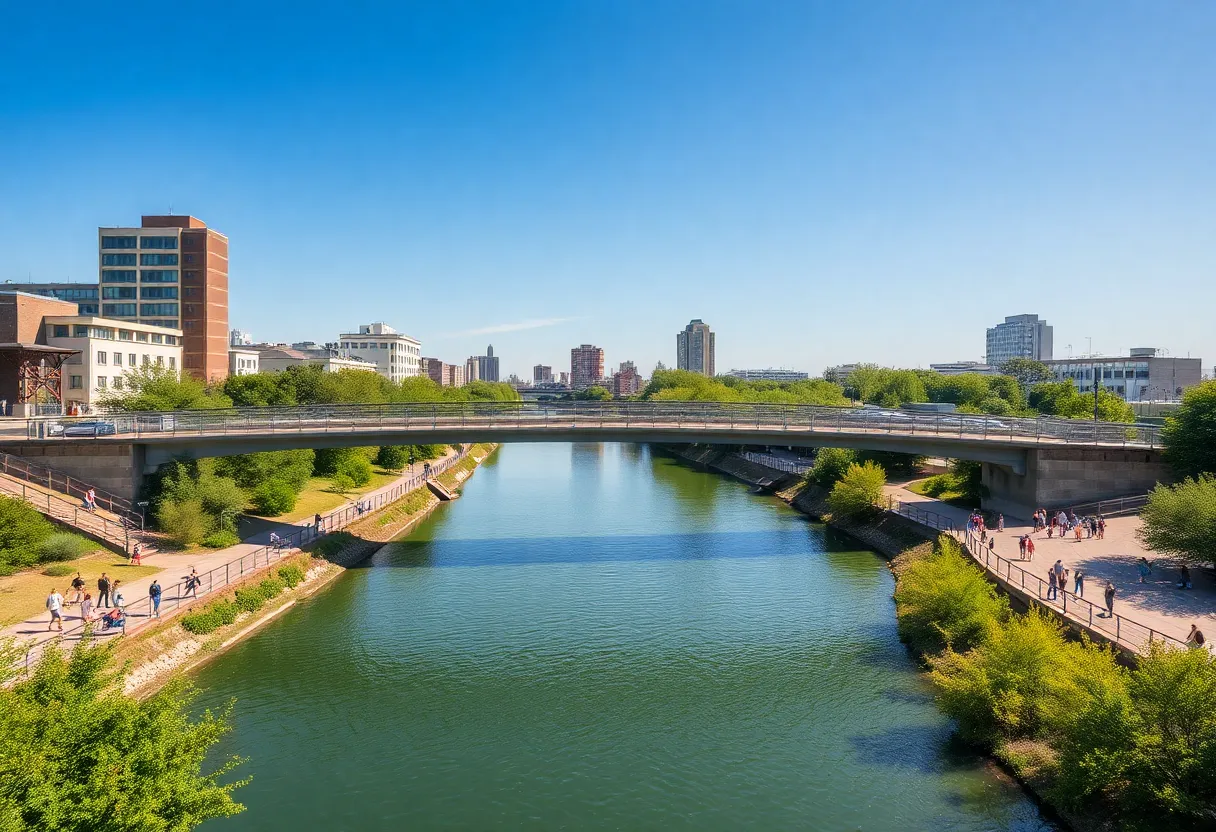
[131,541,142,565]
[1046,570,1058,600]
[1026,536,1035,561]
[97,572,111,608]
[1074,522,1083,541]
[997,514,1004,532]
[1137,557,1151,583]
[149,579,162,616]
[981,527,987,544]
[85,487,96,511]
[1097,517,1106,539]
[185,567,200,598]
[1186,624,1206,649]
[1104,581,1116,617]
[69,572,85,605]
[80,591,94,623]
[45,587,64,631]
[315,512,323,533]
[1059,568,1069,595]
[1074,570,1085,596]
[1178,565,1193,590]
[1088,517,1097,538]
[1047,518,1054,538]
[988,537,995,555]
[112,580,125,611]
[1019,535,1027,560]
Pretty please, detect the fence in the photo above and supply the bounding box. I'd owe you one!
[739,451,813,474]
[0,450,143,526]
[886,499,957,533]
[1057,493,1150,519]
[0,471,134,552]
[18,445,473,673]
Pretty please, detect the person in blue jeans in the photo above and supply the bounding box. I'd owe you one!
[148,579,162,617]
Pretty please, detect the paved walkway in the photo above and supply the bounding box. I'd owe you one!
[4,452,454,649]
[885,480,1216,644]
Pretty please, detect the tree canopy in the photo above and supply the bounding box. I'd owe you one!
[1136,475,1216,566]
[1161,379,1216,479]
[642,369,849,406]
[98,365,232,412]
[999,357,1055,389]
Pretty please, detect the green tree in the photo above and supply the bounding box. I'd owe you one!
[336,455,373,487]
[573,385,613,401]
[1029,381,1135,422]
[156,499,211,548]
[375,445,410,470]
[1000,358,1055,389]
[251,481,297,516]
[97,364,232,412]
[222,372,298,407]
[1161,379,1216,478]
[805,447,856,489]
[0,495,57,570]
[215,450,314,492]
[1136,475,1216,566]
[0,638,246,828]
[826,460,887,519]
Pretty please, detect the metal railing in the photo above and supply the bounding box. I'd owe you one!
[887,499,957,533]
[739,451,813,474]
[0,450,143,526]
[6,401,1162,450]
[0,473,134,552]
[21,446,473,667]
[1056,493,1150,519]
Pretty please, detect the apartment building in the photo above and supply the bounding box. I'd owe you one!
[44,316,183,411]
[533,364,553,385]
[676,319,715,376]
[5,282,100,315]
[466,345,500,383]
[338,322,421,382]
[422,357,465,387]
[229,347,260,376]
[985,314,1053,366]
[570,344,605,390]
[257,345,377,374]
[727,368,808,382]
[612,361,642,397]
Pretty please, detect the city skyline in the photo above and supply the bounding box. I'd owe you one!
[2,2,1214,379]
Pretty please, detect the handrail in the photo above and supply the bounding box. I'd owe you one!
[0,450,143,527]
[0,474,133,552]
[1054,493,1150,519]
[739,451,813,474]
[8,401,1163,450]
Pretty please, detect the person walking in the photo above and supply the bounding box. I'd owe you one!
[1025,536,1035,561]
[314,512,323,534]
[69,572,85,605]
[1103,581,1116,618]
[130,541,143,565]
[85,488,96,511]
[1178,565,1193,590]
[80,592,94,624]
[1046,570,1058,600]
[45,588,64,631]
[97,572,111,608]
[1186,624,1206,649]
[111,580,125,611]
[997,514,1004,532]
[185,567,201,598]
[1074,522,1084,541]
[1137,557,1152,583]
[149,580,162,617]
[1097,516,1106,539]
[1019,535,1027,560]
[1074,570,1085,597]
[1047,517,1055,538]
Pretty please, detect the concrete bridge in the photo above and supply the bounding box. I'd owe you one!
[0,402,1168,518]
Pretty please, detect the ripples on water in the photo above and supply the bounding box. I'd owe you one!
[195,443,1054,831]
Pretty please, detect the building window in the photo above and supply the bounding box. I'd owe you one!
[97,376,107,388]
[129,353,136,366]
[140,270,179,283]
[151,334,164,344]
[118,330,132,341]
[183,253,196,264]
[102,286,137,299]
[113,352,122,365]
[78,303,99,315]
[101,270,137,283]
[140,253,179,266]
[183,321,196,330]
[140,236,178,250]
[101,236,137,249]
[169,356,176,369]
[74,325,89,337]
[135,332,148,343]
[182,270,198,281]
[70,375,82,389]
[139,303,179,317]
[52,325,69,338]
[155,355,164,366]
[183,286,198,297]
[140,286,178,299]
[113,377,122,390]
[102,303,137,317]
[102,253,137,266]
[142,355,150,366]
[164,335,177,345]
[96,351,107,365]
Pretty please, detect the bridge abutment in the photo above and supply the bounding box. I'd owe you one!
[0,442,146,501]
[982,447,1169,519]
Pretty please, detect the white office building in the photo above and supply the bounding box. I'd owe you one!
[985,314,1053,366]
[228,347,260,376]
[338,322,421,383]
[45,316,183,412]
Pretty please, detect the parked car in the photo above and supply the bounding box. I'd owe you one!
[63,420,117,437]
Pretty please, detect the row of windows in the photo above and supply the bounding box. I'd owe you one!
[100,236,179,250]
[140,303,179,317]
[102,287,134,300]
[141,270,178,282]
[33,287,100,300]
[140,286,177,299]
[49,324,177,344]
[101,269,179,284]
[96,351,176,368]
[340,341,420,353]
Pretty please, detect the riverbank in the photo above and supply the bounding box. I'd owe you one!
[113,444,498,696]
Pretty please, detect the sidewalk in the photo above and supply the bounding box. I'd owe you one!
[885,479,1216,643]
[4,451,456,649]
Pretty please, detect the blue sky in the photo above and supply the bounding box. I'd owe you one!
[2,1,1213,379]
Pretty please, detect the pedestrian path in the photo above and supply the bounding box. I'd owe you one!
[884,479,1216,645]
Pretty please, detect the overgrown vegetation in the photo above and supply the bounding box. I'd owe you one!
[0,496,98,573]
[0,636,246,828]
[179,560,308,635]
[804,447,856,488]
[897,535,1216,830]
[1161,379,1216,479]
[914,459,986,506]
[642,369,850,405]
[826,460,886,520]
[1136,475,1216,567]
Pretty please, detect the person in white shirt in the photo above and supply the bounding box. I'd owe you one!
[46,589,65,631]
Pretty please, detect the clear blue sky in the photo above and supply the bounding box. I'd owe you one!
[2,1,1213,379]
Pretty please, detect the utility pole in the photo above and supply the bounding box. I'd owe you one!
[1093,359,1100,421]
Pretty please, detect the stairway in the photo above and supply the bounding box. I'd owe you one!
[426,479,456,501]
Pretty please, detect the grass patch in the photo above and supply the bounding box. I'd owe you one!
[243,471,400,525]
[0,549,157,626]
[435,445,493,490]
[906,477,977,509]
[374,487,434,527]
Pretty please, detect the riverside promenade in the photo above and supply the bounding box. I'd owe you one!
[4,448,464,654]
[885,479,1216,647]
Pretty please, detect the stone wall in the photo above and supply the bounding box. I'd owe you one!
[0,442,145,500]
[984,446,1169,519]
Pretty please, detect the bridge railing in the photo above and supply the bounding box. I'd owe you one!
[10,401,1161,449]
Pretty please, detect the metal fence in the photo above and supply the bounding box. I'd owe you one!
[9,401,1162,449]
[1056,493,1150,519]
[739,451,813,474]
[887,499,957,533]
[0,471,134,552]
[0,450,143,526]
[20,446,472,670]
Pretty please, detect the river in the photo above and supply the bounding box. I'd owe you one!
[196,443,1053,831]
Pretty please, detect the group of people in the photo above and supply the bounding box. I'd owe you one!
[46,571,131,631]
[1032,508,1105,541]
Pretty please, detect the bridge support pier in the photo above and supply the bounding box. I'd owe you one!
[982,447,1169,519]
[0,442,146,501]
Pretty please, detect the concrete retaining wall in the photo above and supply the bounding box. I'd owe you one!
[983,446,1168,519]
[0,442,145,500]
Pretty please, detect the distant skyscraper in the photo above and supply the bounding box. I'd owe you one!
[676,319,715,376]
[533,364,553,385]
[230,328,253,346]
[612,361,642,397]
[570,344,605,389]
[467,345,500,382]
[985,314,1053,367]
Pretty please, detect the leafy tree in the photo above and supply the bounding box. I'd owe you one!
[826,460,887,519]
[313,447,374,477]
[855,450,925,476]
[222,372,298,407]
[156,498,211,548]
[336,455,373,487]
[97,364,232,412]
[375,445,410,470]
[1029,381,1135,422]
[251,481,297,516]
[0,495,57,570]
[574,385,613,401]
[1136,475,1216,566]
[0,638,246,828]
[215,450,314,492]
[1000,357,1055,389]
[1161,379,1216,478]
[642,368,848,406]
[805,447,856,489]
[844,365,927,407]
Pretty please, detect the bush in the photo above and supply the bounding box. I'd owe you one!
[1161,379,1216,479]
[329,473,355,494]
[894,536,1008,655]
[336,455,373,487]
[805,447,856,488]
[375,445,409,470]
[277,563,306,588]
[826,460,886,520]
[919,473,952,498]
[1136,475,1216,567]
[251,480,298,516]
[0,495,57,568]
[201,530,240,549]
[180,599,240,634]
[258,576,286,597]
[36,533,95,563]
[233,587,267,614]
[42,564,76,577]
[313,447,375,477]
[156,498,211,548]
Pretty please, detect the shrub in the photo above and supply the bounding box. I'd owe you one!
[258,576,286,598]
[180,600,240,634]
[826,460,886,520]
[36,533,95,563]
[313,447,375,476]
[277,563,306,588]
[1136,475,1216,567]
[919,473,952,498]
[894,536,1008,655]
[251,480,297,516]
[197,474,246,531]
[42,564,76,577]
[201,530,240,549]
[234,587,267,613]
[805,448,856,489]
[375,445,409,470]
[156,498,211,548]
[337,455,373,487]
[0,495,57,567]
[329,473,355,494]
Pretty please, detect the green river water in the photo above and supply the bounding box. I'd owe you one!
[196,443,1053,831]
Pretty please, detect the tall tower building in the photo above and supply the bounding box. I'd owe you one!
[676,319,715,376]
[985,314,1053,367]
[98,215,229,380]
[570,344,605,389]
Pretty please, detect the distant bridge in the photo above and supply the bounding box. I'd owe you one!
[0,402,1168,517]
